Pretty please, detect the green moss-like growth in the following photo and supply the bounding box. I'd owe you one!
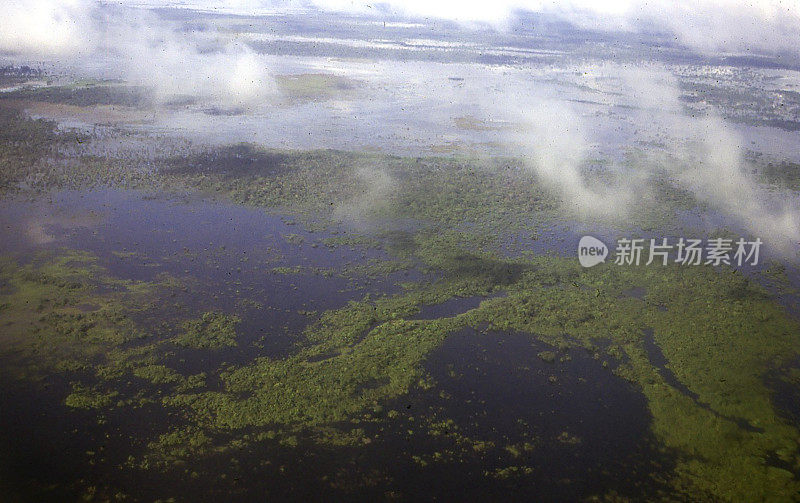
[65,383,118,410]
[173,311,240,349]
[537,351,557,363]
[6,228,800,502]
[138,427,213,470]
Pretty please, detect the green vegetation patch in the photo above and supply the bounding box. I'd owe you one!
[0,82,150,107]
[173,311,241,349]
[4,222,800,502]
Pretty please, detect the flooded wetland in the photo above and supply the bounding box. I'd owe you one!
[2,2,800,502]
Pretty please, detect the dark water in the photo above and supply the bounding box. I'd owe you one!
[767,357,800,427]
[0,189,420,354]
[0,189,426,499]
[97,329,672,502]
[410,292,505,320]
[358,328,673,501]
[0,190,668,500]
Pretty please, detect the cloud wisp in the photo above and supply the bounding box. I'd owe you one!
[0,1,278,108]
[495,64,800,254]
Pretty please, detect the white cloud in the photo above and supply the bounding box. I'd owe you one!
[495,64,800,253]
[0,1,278,107]
[0,0,97,57]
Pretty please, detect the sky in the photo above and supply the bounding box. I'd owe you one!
[1,0,800,59]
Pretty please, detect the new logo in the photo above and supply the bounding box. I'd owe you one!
[578,236,608,268]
